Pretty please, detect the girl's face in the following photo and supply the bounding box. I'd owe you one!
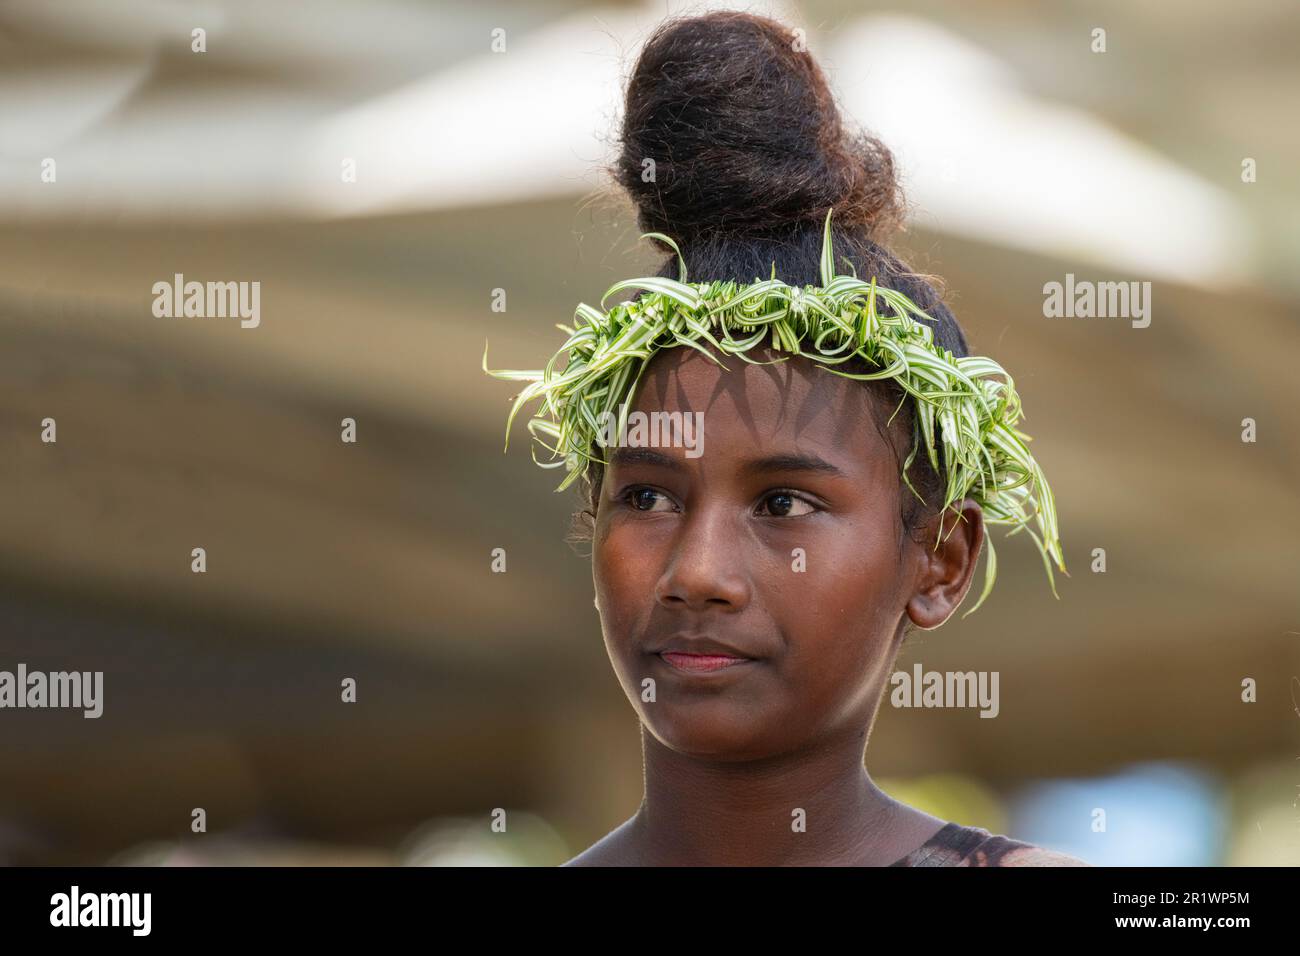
[592,343,980,760]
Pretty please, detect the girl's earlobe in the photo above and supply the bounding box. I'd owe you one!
[904,591,953,631]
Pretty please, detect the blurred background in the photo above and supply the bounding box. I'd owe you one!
[1,0,1298,866]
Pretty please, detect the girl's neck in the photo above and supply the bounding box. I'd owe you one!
[623,727,942,866]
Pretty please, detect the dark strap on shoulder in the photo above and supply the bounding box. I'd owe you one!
[890,821,1005,867]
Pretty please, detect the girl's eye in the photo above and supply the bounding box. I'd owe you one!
[619,487,817,517]
[757,491,816,518]
[623,487,675,512]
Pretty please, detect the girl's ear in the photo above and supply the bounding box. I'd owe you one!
[904,500,984,630]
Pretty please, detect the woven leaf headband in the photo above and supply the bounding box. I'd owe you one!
[482,209,1066,617]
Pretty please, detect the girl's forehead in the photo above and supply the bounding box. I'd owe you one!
[623,346,900,475]
[633,344,881,418]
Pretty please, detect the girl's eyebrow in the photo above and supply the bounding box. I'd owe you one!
[739,453,846,479]
[609,448,684,472]
[609,447,845,479]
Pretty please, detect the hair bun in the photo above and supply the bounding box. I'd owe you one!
[615,11,903,247]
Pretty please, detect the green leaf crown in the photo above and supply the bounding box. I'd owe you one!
[482,208,1067,617]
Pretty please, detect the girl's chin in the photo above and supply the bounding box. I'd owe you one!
[640,718,777,761]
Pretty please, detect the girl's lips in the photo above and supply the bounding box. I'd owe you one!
[658,652,752,673]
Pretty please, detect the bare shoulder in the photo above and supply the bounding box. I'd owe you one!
[995,844,1091,867]
[560,817,639,867]
[561,841,620,866]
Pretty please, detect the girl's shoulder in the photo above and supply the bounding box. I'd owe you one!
[890,820,1090,867]
[560,816,640,866]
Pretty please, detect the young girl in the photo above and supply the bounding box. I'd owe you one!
[485,11,1084,867]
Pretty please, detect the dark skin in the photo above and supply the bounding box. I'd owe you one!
[563,340,985,866]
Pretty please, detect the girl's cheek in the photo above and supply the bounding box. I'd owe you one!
[602,564,646,624]
[601,544,674,654]
[594,533,645,617]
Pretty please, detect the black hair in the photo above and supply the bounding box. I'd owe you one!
[569,10,970,576]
